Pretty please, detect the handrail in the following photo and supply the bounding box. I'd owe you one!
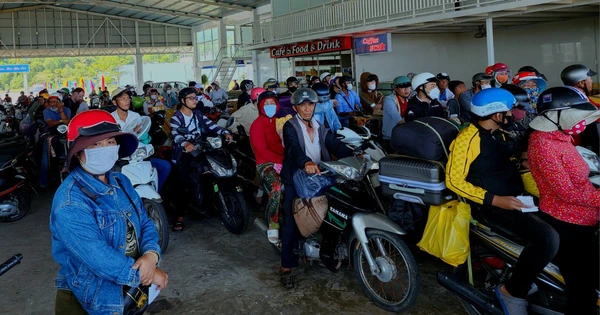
[252,0,559,45]
[207,44,251,87]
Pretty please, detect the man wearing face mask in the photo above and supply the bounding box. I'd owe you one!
[382,76,411,141]
[279,88,354,288]
[335,76,362,127]
[279,77,299,98]
[458,73,494,116]
[143,88,165,115]
[359,72,384,115]
[250,90,285,244]
[169,87,232,232]
[40,92,72,188]
[51,110,167,315]
[161,84,178,109]
[209,81,229,110]
[405,72,446,122]
[447,88,559,315]
[236,79,254,109]
[436,73,455,107]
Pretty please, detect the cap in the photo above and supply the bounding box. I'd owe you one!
[195,83,204,89]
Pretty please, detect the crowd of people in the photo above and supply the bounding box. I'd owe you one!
[15,61,594,314]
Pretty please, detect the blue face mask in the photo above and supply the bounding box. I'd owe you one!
[525,87,540,113]
[263,104,277,118]
[50,107,58,112]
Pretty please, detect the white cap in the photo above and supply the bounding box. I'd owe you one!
[48,92,63,101]
[320,72,331,82]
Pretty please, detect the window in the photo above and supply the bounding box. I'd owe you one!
[196,27,220,62]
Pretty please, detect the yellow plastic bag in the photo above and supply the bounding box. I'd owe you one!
[417,200,471,267]
[520,171,540,198]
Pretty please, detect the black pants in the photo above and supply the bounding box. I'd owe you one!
[472,206,560,298]
[282,184,299,269]
[173,153,200,217]
[539,212,599,315]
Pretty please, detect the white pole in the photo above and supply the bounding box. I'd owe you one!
[23,73,28,94]
[486,17,495,66]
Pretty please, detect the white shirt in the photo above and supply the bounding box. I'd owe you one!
[297,116,321,164]
[209,88,228,105]
[111,110,141,130]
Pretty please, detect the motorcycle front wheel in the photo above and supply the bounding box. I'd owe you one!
[353,230,420,313]
[216,190,249,235]
[143,198,169,253]
[0,186,32,223]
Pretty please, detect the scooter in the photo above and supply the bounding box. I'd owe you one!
[0,136,34,222]
[253,156,421,313]
[176,127,249,235]
[118,116,169,253]
[336,125,386,188]
[436,146,600,314]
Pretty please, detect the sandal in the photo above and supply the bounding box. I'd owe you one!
[267,229,279,244]
[280,271,294,289]
[173,218,184,232]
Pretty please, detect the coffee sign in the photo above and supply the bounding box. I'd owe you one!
[354,33,392,55]
[270,37,352,58]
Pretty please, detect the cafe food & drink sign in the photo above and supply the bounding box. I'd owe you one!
[270,37,352,59]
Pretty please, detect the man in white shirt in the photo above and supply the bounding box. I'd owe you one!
[110,87,141,130]
[209,81,229,110]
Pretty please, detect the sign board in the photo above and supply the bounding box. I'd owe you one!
[353,34,392,55]
[270,37,352,59]
[0,64,30,73]
[235,60,245,65]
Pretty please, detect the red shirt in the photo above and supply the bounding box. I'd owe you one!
[249,104,285,165]
[395,95,408,117]
[528,131,600,226]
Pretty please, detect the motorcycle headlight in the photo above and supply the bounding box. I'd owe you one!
[130,147,148,161]
[208,137,222,149]
[328,164,361,181]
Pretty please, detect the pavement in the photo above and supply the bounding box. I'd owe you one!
[0,191,466,315]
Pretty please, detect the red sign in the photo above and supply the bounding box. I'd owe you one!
[270,37,352,59]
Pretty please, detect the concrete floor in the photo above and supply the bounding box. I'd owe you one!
[0,191,466,315]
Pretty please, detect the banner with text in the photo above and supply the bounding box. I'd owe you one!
[354,34,392,55]
[270,37,352,59]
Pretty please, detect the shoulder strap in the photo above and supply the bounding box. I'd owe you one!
[430,116,460,132]
[74,180,100,203]
[115,177,143,220]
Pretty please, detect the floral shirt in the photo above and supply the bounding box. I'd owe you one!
[528,130,600,226]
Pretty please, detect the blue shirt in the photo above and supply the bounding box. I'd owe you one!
[50,167,161,314]
[335,90,362,113]
[43,107,71,121]
[314,100,342,133]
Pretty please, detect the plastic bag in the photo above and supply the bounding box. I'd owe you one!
[520,171,540,198]
[293,169,335,199]
[19,114,33,133]
[417,200,471,267]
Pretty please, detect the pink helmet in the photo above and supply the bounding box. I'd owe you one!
[250,87,266,102]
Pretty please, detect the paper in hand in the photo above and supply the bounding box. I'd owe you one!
[516,196,539,213]
[148,284,161,304]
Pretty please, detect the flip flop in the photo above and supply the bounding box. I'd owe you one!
[494,285,528,315]
[173,219,184,232]
[267,229,279,244]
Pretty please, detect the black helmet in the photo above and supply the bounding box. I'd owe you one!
[436,72,450,81]
[291,88,318,105]
[286,76,299,85]
[472,73,493,86]
[311,82,330,102]
[310,76,320,83]
[257,91,278,107]
[240,79,254,92]
[561,64,597,86]
[501,84,531,109]
[536,86,596,114]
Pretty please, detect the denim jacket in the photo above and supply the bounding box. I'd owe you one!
[50,167,161,315]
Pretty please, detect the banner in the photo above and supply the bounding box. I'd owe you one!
[354,33,392,55]
[270,37,352,59]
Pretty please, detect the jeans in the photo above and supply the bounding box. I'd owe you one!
[539,211,599,315]
[472,206,559,298]
[149,157,171,192]
[282,184,299,269]
[40,137,49,188]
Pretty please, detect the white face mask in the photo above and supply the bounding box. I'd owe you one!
[166,89,172,94]
[80,145,120,175]
[481,84,492,90]
[129,88,135,92]
[368,83,376,91]
[151,95,158,100]
[427,87,440,100]
[347,83,353,91]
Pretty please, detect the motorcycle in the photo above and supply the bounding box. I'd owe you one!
[0,135,34,222]
[436,146,600,315]
[117,116,170,253]
[175,127,249,235]
[253,156,421,313]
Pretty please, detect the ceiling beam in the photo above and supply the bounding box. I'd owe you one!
[0,4,47,12]
[181,0,252,11]
[84,1,219,20]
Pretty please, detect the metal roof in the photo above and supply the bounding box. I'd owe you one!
[0,0,269,27]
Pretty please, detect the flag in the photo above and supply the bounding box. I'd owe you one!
[101,76,105,90]
[81,78,85,88]
[90,80,95,92]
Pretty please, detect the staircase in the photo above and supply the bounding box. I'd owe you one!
[208,45,250,89]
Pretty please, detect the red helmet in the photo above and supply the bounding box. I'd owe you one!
[67,110,138,169]
[485,65,494,76]
[492,62,511,73]
[250,87,266,102]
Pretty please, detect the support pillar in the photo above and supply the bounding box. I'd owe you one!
[251,8,259,84]
[218,18,227,53]
[135,53,144,92]
[23,73,28,94]
[486,17,495,66]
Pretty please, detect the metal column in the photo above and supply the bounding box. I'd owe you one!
[251,9,259,84]
[486,17,495,66]
[134,21,144,91]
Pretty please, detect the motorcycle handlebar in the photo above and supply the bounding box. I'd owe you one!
[0,254,23,277]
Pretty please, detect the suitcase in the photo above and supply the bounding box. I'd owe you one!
[379,155,455,205]
[390,116,459,162]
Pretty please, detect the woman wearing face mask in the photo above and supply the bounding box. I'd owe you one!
[51,110,168,315]
[250,91,285,244]
[512,67,547,113]
[528,87,600,315]
[359,72,384,115]
[405,72,446,122]
[491,63,512,86]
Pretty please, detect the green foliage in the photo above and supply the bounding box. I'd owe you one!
[142,54,181,64]
[201,74,208,85]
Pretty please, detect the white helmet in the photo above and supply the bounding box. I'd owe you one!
[411,72,437,90]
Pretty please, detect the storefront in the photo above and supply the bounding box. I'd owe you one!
[268,36,354,85]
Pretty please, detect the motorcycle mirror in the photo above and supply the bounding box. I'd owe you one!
[57,124,68,134]
[176,127,190,135]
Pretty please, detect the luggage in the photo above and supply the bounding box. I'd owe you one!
[390,116,459,162]
[379,155,455,205]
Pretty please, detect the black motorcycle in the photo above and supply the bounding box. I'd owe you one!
[0,135,34,222]
[176,127,249,235]
[254,156,421,313]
